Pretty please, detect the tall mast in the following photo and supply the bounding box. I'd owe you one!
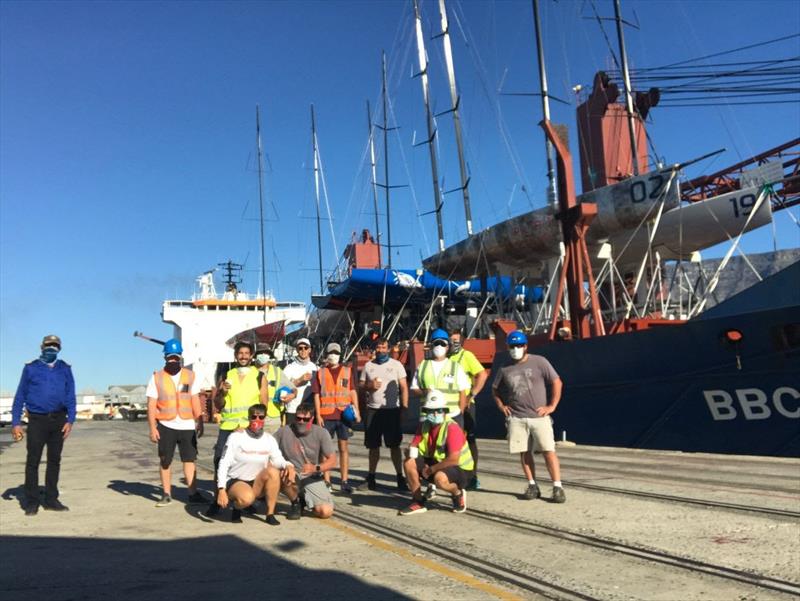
[381,51,394,268]
[532,0,558,206]
[613,0,640,176]
[366,100,382,264]
[413,0,446,253]
[311,104,324,294]
[437,0,473,236]
[255,105,268,320]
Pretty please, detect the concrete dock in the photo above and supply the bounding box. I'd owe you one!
[1,421,798,600]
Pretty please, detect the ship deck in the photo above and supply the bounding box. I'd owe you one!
[1,421,798,600]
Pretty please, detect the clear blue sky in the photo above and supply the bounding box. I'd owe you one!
[2,0,798,394]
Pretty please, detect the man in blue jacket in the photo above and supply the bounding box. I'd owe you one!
[12,335,76,516]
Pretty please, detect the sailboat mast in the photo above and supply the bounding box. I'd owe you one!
[613,0,640,176]
[381,51,394,269]
[437,0,473,236]
[366,100,382,264]
[413,0,446,253]
[311,104,324,294]
[255,105,268,321]
[532,0,558,207]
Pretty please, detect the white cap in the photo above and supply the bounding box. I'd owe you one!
[295,337,311,348]
[422,391,447,412]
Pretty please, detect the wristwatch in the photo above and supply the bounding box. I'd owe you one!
[315,464,321,473]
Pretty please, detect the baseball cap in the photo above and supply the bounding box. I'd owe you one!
[42,335,62,349]
[325,342,341,354]
[295,337,311,348]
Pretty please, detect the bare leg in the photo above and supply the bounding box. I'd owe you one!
[368,448,380,473]
[281,481,299,502]
[542,451,561,482]
[520,451,536,481]
[389,447,403,475]
[159,466,171,497]
[432,471,460,495]
[183,462,197,494]
[227,481,256,509]
[403,457,422,498]
[252,466,280,515]
[339,439,349,481]
[313,504,334,519]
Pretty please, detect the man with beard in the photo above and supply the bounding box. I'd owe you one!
[146,338,205,507]
[215,404,295,525]
[273,402,337,519]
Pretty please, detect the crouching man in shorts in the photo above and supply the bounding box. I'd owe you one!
[215,404,295,525]
[273,402,337,519]
[399,392,474,516]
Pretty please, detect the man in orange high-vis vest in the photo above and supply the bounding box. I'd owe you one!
[312,342,361,493]
[146,339,206,508]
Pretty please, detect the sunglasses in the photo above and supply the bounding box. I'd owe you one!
[432,341,448,348]
[249,415,266,421]
[297,345,310,350]
[295,415,313,422]
[421,408,447,415]
[509,344,526,349]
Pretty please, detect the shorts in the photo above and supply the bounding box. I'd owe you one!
[299,477,334,511]
[364,408,402,449]
[507,416,556,454]
[157,423,197,466]
[462,404,477,443]
[414,457,472,491]
[226,478,255,490]
[324,419,351,441]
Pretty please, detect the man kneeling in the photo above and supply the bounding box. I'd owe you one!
[400,392,474,515]
[215,403,295,525]
[273,402,337,519]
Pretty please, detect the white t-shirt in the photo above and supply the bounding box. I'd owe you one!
[411,359,470,416]
[146,371,201,431]
[283,359,319,413]
[217,430,288,489]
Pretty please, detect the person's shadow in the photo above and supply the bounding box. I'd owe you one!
[107,480,163,502]
[1,485,27,510]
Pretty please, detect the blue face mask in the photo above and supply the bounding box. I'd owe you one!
[40,347,59,363]
[375,352,390,364]
[425,413,445,425]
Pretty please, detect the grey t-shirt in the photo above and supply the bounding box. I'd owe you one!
[359,358,407,409]
[492,354,559,417]
[273,424,336,480]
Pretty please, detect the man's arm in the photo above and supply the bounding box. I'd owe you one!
[213,379,229,411]
[11,366,29,428]
[313,392,323,426]
[349,387,361,422]
[64,365,77,425]
[470,368,488,398]
[536,377,563,416]
[399,377,409,410]
[146,397,160,442]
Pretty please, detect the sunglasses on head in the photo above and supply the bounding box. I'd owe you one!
[249,414,266,421]
[295,415,313,422]
[432,341,448,348]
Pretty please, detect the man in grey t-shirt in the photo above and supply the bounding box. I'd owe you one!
[492,330,565,503]
[273,403,337,519]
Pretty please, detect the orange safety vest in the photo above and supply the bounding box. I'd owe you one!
[154,368,198,421]
[318,365,352,416]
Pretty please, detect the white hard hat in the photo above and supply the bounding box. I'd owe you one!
[423,390,448,412]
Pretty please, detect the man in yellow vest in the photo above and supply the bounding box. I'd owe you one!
[448,329,487,491]
[399,391,474,515]
[146,338,205,508]
[410,329,470,427]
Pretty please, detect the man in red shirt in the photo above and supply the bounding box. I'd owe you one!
[399,392,474,515]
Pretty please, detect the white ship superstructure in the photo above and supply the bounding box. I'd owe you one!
[162,271,305,390]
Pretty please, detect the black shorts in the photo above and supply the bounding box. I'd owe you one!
[157,423,197,466]
[462,404,477,443]
[324,419,351,441]
[364,408,402,449]
[226,478,255,490]
[414,457,472,490]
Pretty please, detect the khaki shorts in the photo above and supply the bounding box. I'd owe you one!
[300,477,334,511]
[507,416,556,453]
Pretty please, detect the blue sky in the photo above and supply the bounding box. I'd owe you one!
[1,0,798,393]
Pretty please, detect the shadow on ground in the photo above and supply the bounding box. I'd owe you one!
[1,534,413,600]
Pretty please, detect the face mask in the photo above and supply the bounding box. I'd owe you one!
[375,352,389,364]
[237,366,250,375]
[40,348,59,363]
[247,418,265,436]
[432,345,447,359]
[164,360,181,375]
[450,342,462,354]
[426,413,445,425]
[327,354,340,366]
[292,420,312,436]
[509,347,525,361]
[256,354,270,365]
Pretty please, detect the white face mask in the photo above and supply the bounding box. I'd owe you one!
[432,345,448,359]
[509,347,525,361]
[256,353,270,365]
[327,354,341,366]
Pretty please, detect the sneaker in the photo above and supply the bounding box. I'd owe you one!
[366,473,377,491]
[451,490,467,513]
[42,499,69,511]
[396,474,408,491]
[187,492,206,504]
[265,514,280,526]
[551,486,566,504]
[155,495,172,507]
[522,483,541,500]
[24,502,39,516]
[398,500,427,516]
[287,502,302,521]
[324,481,332,492]
[423,484,437,500]
[231,508,242,523]
[204,502,220,517]
[340,480,353,494]
[466,477,481,491]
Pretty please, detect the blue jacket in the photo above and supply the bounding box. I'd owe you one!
[12,359,76,425]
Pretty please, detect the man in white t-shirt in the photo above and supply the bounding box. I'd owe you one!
[410,329,470,427]
[282,338,318,425]
[146,339,205,508]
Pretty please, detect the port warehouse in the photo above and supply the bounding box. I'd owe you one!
[0,385,147,421]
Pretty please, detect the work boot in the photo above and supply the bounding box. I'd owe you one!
[340,480,353,494]
[155,494,172,507]
[231,508,242,523]
[522,483,541,500]
[43,499,69,511]
[205,502,220,517]
[265,514,280,526]
[287,501,302,521]
[398,499,427,516]
[551,487,566,504]
[396,474,408,491]
[366,473,377,491]
[451,490,467,513]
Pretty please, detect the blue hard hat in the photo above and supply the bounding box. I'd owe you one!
[163,338,183,356]
[273,386,293,405]
[430,328,449,343]
[506,330,528,346]
[341,404,357,426]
